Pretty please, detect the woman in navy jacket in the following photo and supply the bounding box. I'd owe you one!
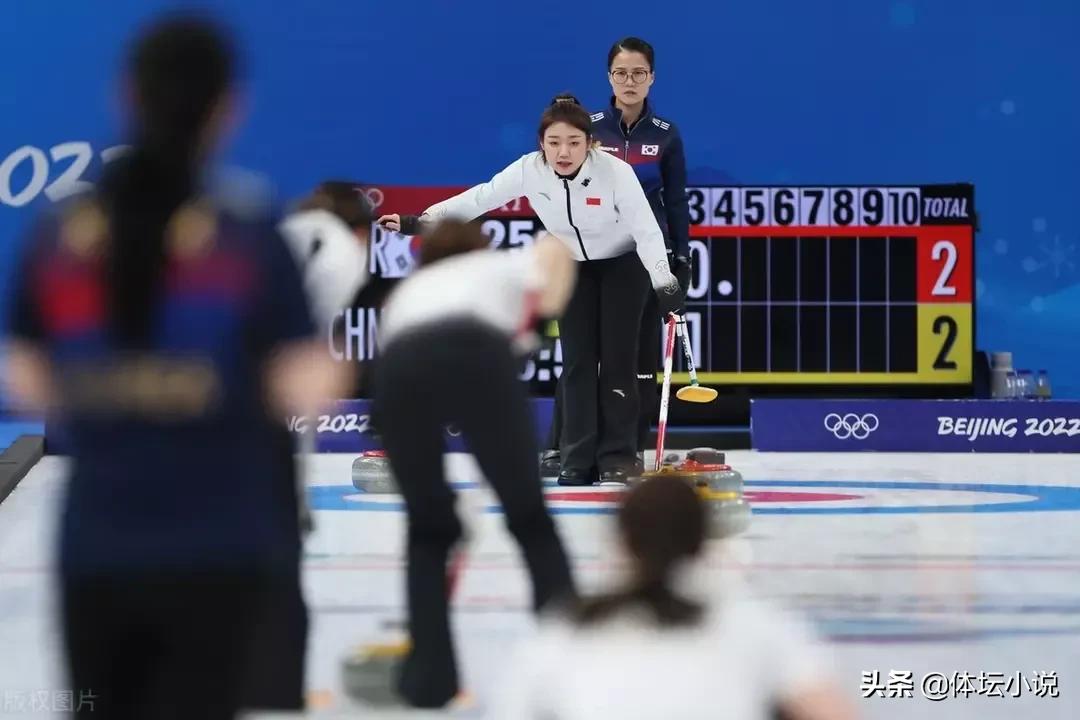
[543,37,692,477]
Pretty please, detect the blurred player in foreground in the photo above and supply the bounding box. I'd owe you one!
[490,475,855,720]
[371,220,578,708]
[3,16,346,719]
[280,180,374,332]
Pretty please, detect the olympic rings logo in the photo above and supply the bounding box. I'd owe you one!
[823,412,880,440]
[360,187,384,210]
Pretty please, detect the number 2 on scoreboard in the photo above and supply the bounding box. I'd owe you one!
[916,228,971,304]
[916,304,971,381]
[932,316,958,369]
[931,240,957,296]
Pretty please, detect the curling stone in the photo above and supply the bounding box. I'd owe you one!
[351,450,398,494]
[675,459,743,494]
[705,496,752,539]
[685,447,726,466]
[341,637,409,706]
[637,460,751,539]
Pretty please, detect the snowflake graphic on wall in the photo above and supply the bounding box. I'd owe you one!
[1021,235,1076,278]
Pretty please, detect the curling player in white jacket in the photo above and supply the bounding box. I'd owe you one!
[279,181,372,332]
[379,96,684,486]
[372,220,577,708]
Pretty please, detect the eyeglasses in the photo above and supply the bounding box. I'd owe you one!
[610,69,651,85]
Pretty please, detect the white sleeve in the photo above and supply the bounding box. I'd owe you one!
[611,158,677,291]
[278,211,369,330]
[421,155,528,224]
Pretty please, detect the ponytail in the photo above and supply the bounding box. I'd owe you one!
[100,17,233,347]
[574,565,703,627]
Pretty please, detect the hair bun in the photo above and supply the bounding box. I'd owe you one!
[550,93,582,107]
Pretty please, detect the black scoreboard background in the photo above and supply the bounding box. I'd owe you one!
[346,183,976,421]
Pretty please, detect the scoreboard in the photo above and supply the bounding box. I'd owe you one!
[678,183,976,386]
[352,182,975,394]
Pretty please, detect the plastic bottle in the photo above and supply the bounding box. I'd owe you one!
[1035,369,1052,400]
[990,352,1014,398]
[1005,370,1019,398]
[1018,370,1036,399]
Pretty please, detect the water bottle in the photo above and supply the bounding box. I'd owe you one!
[1005,370,1019,398]
[1036,369,1052,400]
[1018,369,1036,399]
[990,352,1014,398]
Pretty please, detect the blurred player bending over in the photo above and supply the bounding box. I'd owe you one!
[491,475,855,720]
[3,15,347,719]
[280,180,374,331]
[371,220,578,708]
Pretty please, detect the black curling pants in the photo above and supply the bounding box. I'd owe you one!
[545,286,659,458]
[557,252,651,473]
[62,571,287,720]
[373,321,575,709]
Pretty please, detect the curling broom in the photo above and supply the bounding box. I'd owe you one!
[674,314,718,403]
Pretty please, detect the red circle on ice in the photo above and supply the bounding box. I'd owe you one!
[545,490,863,504]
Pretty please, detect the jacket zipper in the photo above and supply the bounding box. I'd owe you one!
[562,178,589,260]
[621,104,646,159]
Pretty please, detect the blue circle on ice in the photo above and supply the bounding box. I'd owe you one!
[308,480,1080,516]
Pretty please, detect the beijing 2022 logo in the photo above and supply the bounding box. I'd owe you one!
[824,412,880,440]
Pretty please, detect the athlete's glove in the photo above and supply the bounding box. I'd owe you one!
[669,253,691,312]
[655,278,684,317]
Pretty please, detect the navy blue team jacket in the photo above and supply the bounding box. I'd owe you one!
[9,178,314,577]
[590,97,689,259]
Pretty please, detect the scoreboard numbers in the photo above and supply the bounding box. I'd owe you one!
[680,183,975,387]
[831,188,856,225]
[474,183,975,393]
[930,240,958,296]
[799,189,829,226]
[686,187,707,225]
[773,189,796,225]
[693,187,926,228]
[917,304,970,380]
[743,188,767,226]
[686,240,710,300]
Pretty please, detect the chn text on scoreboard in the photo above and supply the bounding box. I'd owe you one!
[678,184,975,386]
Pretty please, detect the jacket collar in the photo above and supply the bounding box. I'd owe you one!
[551,150,596,186]
[608,95,654,133]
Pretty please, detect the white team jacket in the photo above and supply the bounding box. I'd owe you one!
[279,209,369,330]
[419,150,677,291]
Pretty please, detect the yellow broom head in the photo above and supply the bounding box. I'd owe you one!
[676,384,718,403]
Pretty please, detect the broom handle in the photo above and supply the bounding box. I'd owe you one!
[676,314,701,387]
[655,313,678,472]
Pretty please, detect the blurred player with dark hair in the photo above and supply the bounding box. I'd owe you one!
[280,180,374,330]
[490,475,855,720]
[3,15,347,719]
[371,220,578,708]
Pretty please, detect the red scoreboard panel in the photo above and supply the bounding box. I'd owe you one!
[357,182,975,392]
[679,184,975,387]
